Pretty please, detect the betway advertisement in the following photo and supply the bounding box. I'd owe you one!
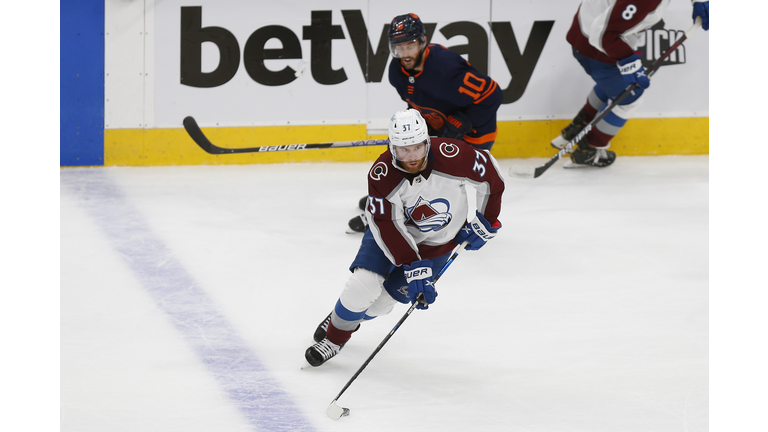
[151,0,708,129]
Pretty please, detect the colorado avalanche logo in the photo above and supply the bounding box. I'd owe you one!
[369,162,388,181]
[406,197,452,232]
[439,142,460,158]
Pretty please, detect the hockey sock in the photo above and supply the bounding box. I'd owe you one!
[582,100,598,123]
[325,320,356,346]
[586,127,613,148]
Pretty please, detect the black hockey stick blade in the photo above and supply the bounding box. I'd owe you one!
[183,116,389,155]
[183,116,228,154]
[508,150,566,179]
[508,18,703,180]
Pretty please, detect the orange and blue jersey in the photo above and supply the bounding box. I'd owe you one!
[388,44,503,150]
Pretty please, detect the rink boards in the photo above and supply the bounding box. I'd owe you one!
[62,0,710,167]
[103,117,709,166]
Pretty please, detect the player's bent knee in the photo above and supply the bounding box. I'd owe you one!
[365,294,397,319]
[338,268,386,313]
[614,92,645,119]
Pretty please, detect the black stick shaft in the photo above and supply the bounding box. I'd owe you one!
[182,116,389,155]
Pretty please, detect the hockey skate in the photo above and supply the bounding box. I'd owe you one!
[313,313,360,343]
[305,338,342,367]
[551,108,590,150]
[564,144,616,168]
[346,214,368,233]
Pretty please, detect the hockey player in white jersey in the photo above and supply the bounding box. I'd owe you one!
[552,0,709,167]
[305,109,505,367]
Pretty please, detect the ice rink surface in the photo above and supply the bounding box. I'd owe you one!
[59,156,711,431]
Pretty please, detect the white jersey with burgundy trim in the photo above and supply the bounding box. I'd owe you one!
[567,0,670,63]
[365,138,505,267]
[584,0,669,52]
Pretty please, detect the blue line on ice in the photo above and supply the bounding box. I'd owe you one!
[63,169,317,432]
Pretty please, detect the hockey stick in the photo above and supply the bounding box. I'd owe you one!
[508,17,703,179]
[326,241,469,420]
[182,116,389,155]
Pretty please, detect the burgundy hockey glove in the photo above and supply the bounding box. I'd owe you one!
[455,211,501,251]
[404,259,436,310]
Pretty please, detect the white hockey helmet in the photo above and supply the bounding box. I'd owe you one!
[388,109,431,167]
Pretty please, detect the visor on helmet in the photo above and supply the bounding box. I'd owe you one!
[387,13,427,59]
[392,141,429,162]
[389,37,426,59]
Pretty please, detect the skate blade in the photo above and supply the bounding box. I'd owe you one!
[562,160,591,169]
[563,160,614,169]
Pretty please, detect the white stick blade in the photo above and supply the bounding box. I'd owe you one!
[326,401,350,420]
[508,166,535,179]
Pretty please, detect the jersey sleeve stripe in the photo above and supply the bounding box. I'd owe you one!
[473,80,499,104]
[464,130,498,145]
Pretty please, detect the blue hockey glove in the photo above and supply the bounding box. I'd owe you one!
[692,1,709,31]
[438,111,473,141]
[404,259,436,310]
[617,53,650,89]
[454,211,501,251]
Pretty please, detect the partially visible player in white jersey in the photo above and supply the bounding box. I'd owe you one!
[305,109,505,367]
[552,0,709,168]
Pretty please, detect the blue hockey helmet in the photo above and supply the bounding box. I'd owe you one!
[388,13,426,44]
[388,14,427,58]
